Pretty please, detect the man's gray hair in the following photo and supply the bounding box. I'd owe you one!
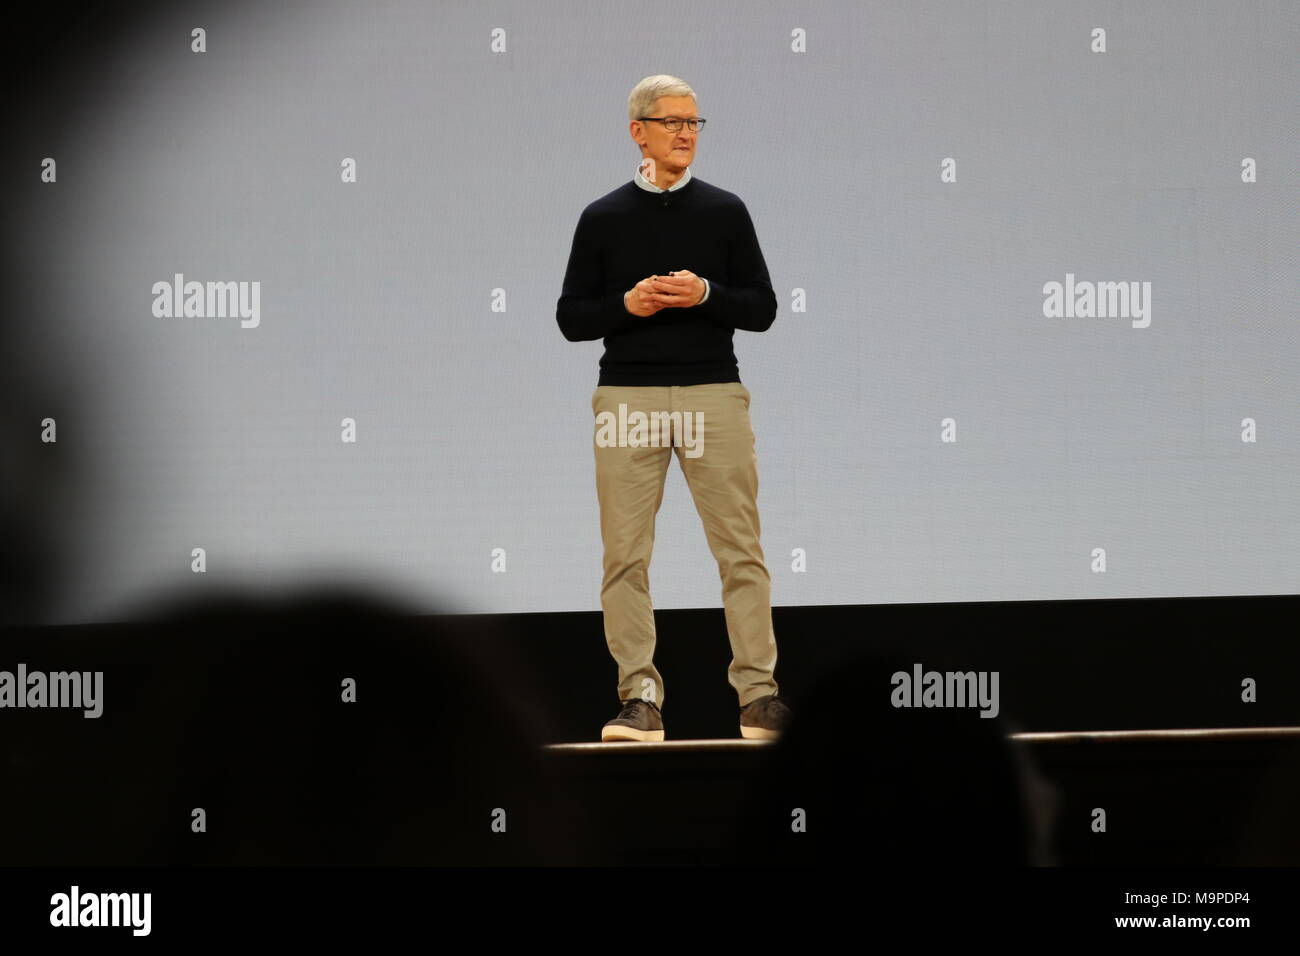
[628,74,696,123]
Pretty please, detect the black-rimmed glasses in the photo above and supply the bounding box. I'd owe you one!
[639,116,707,132]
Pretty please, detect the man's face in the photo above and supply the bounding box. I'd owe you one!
[633,95,699,179]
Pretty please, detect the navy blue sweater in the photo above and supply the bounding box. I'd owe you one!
[556,173,777,386]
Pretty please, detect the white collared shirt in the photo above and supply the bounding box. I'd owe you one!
[634,162,693,192]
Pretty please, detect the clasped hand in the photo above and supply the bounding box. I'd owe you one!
[624,270,705,317]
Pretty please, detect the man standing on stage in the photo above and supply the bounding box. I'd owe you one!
[556,75,791,742]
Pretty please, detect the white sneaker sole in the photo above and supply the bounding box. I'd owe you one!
[601,726,665,742]
[740,724,781,740]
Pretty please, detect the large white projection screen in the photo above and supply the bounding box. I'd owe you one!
[7,0,1298,626]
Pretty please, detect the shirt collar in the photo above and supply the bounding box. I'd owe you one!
[634,162,692,193]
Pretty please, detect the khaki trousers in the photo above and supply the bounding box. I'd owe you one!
[591,382,779,710]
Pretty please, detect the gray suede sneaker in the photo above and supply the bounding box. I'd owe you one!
[739,694,791,739]
[601,699,664,742]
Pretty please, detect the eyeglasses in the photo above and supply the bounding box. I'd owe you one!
[639,116,707,132]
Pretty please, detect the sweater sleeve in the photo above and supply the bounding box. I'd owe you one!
[695,201,777,333]
[556,207,636,342]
